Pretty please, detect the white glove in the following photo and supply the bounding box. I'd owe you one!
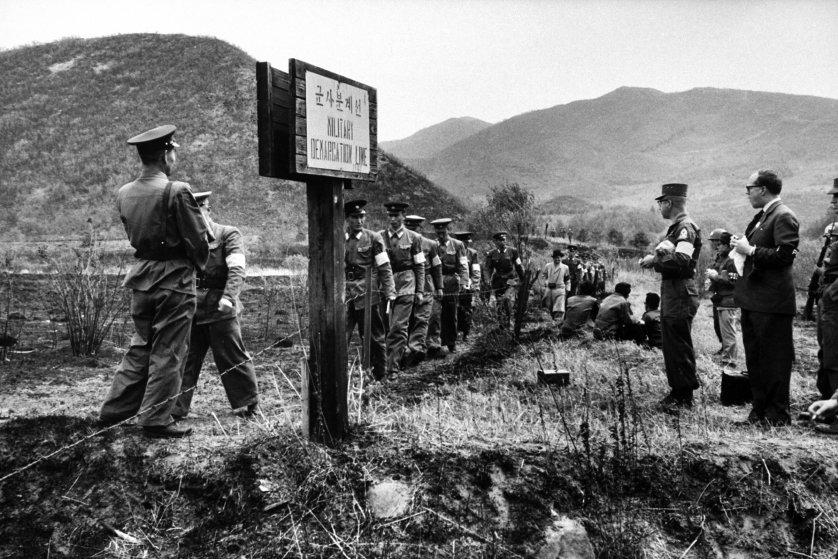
[732,236,755,256]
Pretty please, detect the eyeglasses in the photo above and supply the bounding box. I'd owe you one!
[656,200,670,206]
[745,185,762,194]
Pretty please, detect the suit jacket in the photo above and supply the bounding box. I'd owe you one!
[733,201,799,315]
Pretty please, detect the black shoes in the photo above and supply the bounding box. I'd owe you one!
[657,393,693,414]
[233,403,259,418]
[142,423,193,439]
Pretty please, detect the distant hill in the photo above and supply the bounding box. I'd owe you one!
[411,87,838,228]
[380,117,491,161]
[0,34,465,243]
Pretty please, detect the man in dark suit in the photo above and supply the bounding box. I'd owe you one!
[732,169,799,427]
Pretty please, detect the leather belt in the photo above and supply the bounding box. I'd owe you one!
[346,266,366,282]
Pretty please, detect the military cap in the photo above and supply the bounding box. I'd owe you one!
[655,183,688,201]
[492,231,509,241]
[383,201,409,213]
[127,124,179,152]
[708,228,727,241]
[345,199,367,216]
[404,214,425,224]
[193,191,212,204]
[431,218,452,228]
[452,231,473,241]
[552,248,564,258]
[827,178,838,195]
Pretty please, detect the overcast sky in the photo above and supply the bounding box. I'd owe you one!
[2,0,837,141]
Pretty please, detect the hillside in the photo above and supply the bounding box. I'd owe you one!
[379,116,491,161]
[411,87,838,228]
[0,34,465,243]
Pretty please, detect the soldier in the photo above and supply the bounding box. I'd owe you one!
[404,215,443,366]
[173,192,259,420]
[705,228,739,367]
[452,231,481,341]
[379,202,425,375]
[427,218,468,353]
[564,245,581,297]
[344,200,395,381]
[807,181,838,434]
[640,183,702,411]
[732,170,799,427]
[540,248,570,321]
[99,125,209,438]
[485,231,524,327]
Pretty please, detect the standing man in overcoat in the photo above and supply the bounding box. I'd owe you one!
[380,202,425,375]
[99,125,209,438]
[732,170,799,427]
[640,183,702,411]
[173,192,260,420]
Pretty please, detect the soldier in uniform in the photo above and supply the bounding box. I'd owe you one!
[485,231,524,327]
[705,228,739,367]
[427,219,469,353]
[809,181,838,434]
[379,202,425,375]
[99,125,209,438]
[173,192,259,420]
[731,170,799,427]
[344,200,395,381]
[564,245,581,297]
[452,231,481,341]
[640,183,701,411]
[404,215,443,366]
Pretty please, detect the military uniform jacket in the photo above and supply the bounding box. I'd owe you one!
[486,247,524,289]
[380,226,426,297]
[652,214,701,281]
[117,170,209,295]
[709,252,737,308]
[822,234,838,279]
[194,223,247,325]
[733,201,799,315]
[435,237,469,286]
[419,235,443,293]
[346,228,396,306]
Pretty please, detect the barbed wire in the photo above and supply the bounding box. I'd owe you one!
[0,323,308,485]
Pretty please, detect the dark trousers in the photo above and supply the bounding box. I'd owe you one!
[740,309,793,422]
[457,291,474,337]
[174,317,259,417]
[661,317,698,396]
[712,305,722,344]
[386,294,414,372]
[347,300,387,380]
[817,283,838,398]
[428,276,459,348]
[100,288,195,427]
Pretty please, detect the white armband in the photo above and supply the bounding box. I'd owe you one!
[515,257,522,266]
[413,252,426,264]
[472,263,480,272]
[459,257,469,267]
[431,255,442,267]
[675,241,694,256]
[226,253,246,268]
[375,252,390,266]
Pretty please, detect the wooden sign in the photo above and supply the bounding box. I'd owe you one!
[257,59,378,182]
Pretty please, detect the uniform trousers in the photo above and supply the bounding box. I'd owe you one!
[173,317,259,417]
[816,280,838,398]
[346,299,387,380]
[660,278,699,400]
[716,307,739,363]
[740,309,793,422]
[100,288,195,427]
[492,278,514,326]
[428,275,460,348]
[386,294,414,372]
[408,293,434,355]
[456,291,474,338]
[712,306,723,344]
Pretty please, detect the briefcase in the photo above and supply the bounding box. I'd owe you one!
[538,369,570,386]
[720,370,751,406]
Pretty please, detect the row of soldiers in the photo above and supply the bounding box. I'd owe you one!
[344,199,527,380]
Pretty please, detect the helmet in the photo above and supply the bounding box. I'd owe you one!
[824,223,838,238]
[708,228,727,241]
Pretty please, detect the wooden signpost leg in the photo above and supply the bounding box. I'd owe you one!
[305,178,348,445]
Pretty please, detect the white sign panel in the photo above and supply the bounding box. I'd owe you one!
[305,71,371,174]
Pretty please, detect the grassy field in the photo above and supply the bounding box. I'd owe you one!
[0,254,837,558]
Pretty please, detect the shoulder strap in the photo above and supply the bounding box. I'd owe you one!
[160,181,173,245]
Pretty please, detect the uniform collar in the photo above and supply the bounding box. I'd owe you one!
[346,229,363,240]
[139,170,168,180]
[388,226,404,239]
[762,197,782,214]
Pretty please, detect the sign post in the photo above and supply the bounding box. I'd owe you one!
[257,59,377,445]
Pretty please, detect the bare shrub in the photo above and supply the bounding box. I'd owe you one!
[47,236,127,356]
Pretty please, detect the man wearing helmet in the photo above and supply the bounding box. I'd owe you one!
[706,228,739,367]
